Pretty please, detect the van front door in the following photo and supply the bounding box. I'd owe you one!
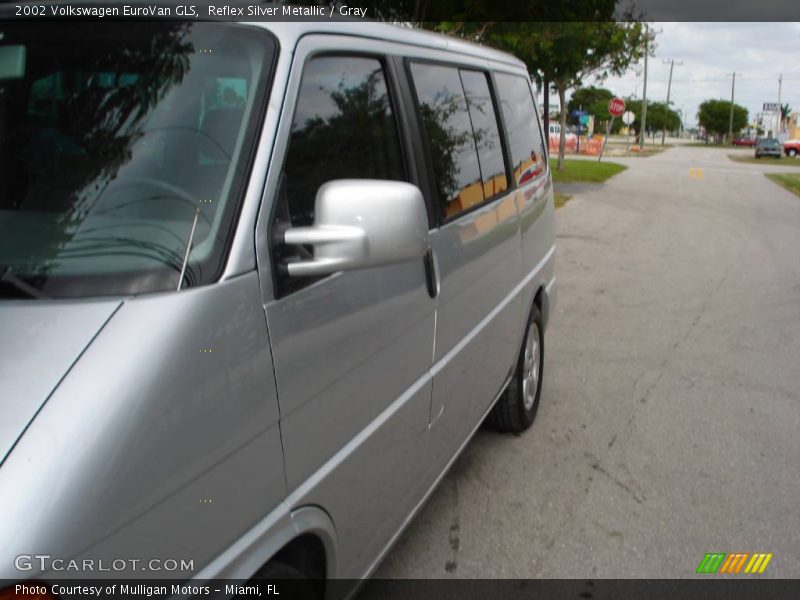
[256,38,435,578]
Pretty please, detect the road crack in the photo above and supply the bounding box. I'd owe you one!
[589,459,646,504]
[444,477,461,573]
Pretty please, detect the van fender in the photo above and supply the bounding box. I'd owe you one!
[290,505,338,579]
[192,503,337,581]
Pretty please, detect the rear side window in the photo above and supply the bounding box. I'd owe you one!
[495,72,547,185]
[282,55,405,228]
[410,63,506,221]
[459,70,508,201]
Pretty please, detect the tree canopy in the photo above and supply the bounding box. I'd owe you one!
[621,99,681,135]
[332,0,628,24]
[567,86,614,127]
[697,99,748,140]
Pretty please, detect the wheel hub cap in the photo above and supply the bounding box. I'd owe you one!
[522,322,541,411]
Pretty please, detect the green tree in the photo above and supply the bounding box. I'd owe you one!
[567,86,614,132]
[335,1,621,27]
[781,103,792,129]
[486,22,646,169]
[618,99,678,139]
[697,99,748,142]
[641,102,681,134]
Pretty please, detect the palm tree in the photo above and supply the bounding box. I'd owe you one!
[781,103,792,129]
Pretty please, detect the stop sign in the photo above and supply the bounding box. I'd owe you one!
[608,97,626,118]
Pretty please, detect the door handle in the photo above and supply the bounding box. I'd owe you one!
[423,248,439,299]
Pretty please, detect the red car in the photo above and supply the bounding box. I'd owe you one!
[784,140,800,157]
[731,137,757,147]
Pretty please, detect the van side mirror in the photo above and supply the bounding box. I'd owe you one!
[280,179,429,277]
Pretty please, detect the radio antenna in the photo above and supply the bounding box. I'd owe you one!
[177,208,201,291]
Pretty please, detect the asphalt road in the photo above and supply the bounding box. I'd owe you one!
[374,146,800,579]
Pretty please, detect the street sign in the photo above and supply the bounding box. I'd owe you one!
[579,114,590,125]
[622,111,635,126]
[608,97,626,118]
[601,99,625,161]
[763,102,780,112]
[572,109,588,118]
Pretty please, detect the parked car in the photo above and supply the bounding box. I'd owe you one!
[755,138,783,158]
[0,17,556,597]
[731,137,757,147]
[784,139,800,157]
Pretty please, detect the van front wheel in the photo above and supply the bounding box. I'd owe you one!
[247,562,318,600]
[488,304,544,433]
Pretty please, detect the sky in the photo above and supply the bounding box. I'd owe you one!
[557,22,800,129]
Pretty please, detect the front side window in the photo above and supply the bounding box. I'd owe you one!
[495,72,547,186]
[281,55,405,229]
[0,23,274,298]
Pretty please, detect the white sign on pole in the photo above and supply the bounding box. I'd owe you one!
[622,111,635,126]
[762,102,781,137]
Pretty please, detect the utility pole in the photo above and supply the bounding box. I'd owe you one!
[542,78,550,143]
[639,24,649,148]
[728,72,737,143]
[778,73,783,133]
[661,59,682,145]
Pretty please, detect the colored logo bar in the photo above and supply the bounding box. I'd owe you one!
[697,553,773,574]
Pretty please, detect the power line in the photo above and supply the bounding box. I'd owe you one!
[669,76,800,84]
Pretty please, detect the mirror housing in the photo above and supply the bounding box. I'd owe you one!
[282,180,429,277]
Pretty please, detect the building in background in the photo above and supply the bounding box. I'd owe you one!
[759,104,781,139]
[788,113,799,140]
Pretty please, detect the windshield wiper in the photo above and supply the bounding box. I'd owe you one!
[0,267,50,300]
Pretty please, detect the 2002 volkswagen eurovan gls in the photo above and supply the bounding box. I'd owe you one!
[0,16,556,598]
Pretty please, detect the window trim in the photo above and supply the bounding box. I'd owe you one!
[532,93,550,175]
[487,69,518,191]
[405,58,514,227]
[386,55,437,229]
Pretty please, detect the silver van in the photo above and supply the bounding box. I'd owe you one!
[0,18,556,597]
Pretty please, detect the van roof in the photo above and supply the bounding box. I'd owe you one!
[250,19,527,70]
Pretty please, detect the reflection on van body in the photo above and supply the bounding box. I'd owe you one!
[0,18,556,596]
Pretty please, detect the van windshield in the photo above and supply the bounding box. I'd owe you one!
[0,23,274,298]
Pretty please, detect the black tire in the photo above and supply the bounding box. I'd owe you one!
[488,303,545,433]
[247,562,319,600]
[789,149,797,158]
